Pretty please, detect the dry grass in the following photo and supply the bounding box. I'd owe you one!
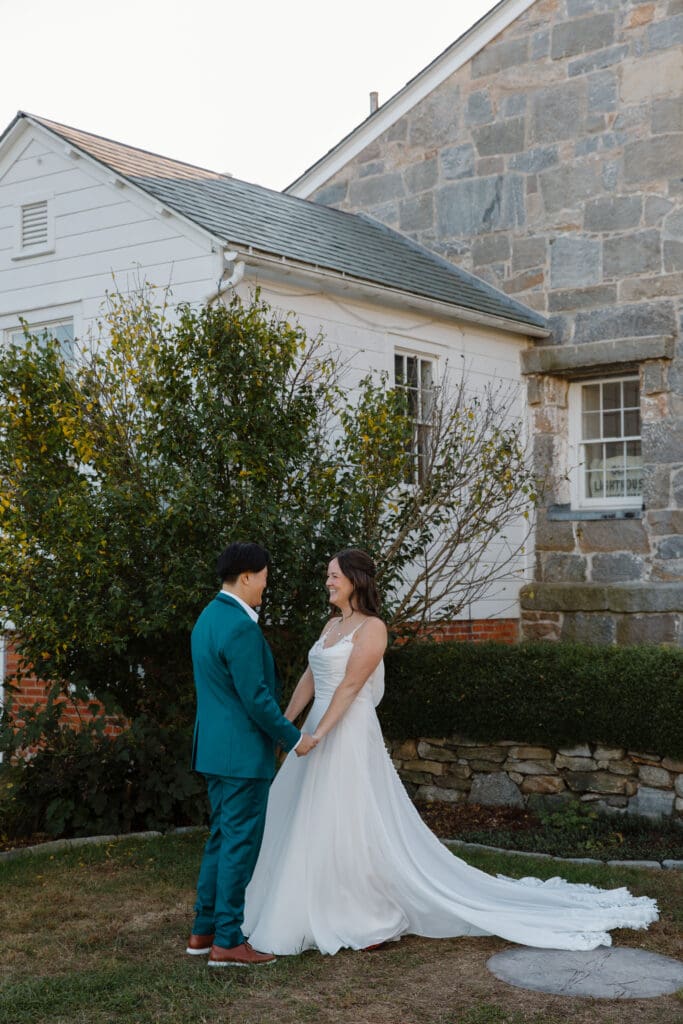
[1,832,682,1024]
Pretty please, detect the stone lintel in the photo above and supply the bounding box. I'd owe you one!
[520,582,683,613]
[521,335,674,376]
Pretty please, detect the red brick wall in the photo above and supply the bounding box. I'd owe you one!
[428,618,519,644]
[3,637,123,737]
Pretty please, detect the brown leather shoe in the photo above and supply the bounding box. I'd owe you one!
[208,942,276,967]
[186,933,214,955]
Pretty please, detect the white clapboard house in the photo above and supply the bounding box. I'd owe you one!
[0,111,548,695]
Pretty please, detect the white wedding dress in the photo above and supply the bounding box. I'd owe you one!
[243,631,658,956]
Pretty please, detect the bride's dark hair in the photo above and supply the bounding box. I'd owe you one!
[331,548,382,618]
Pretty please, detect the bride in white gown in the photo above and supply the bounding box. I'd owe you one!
[243,549,658,956]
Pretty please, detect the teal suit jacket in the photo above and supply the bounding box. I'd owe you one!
[191,592,301,779]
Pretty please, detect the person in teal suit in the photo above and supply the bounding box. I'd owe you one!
[187,542,318,967]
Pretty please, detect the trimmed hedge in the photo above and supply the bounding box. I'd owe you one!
[381,641,683,758]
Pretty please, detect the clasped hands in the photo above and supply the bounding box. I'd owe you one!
[295,733,319,757]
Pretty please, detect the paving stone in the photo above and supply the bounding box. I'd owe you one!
[606,860,662,870]
[487,947,683,998]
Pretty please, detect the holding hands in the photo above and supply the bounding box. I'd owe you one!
[295,733,319,757]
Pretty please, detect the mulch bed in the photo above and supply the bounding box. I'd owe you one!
[416,800,540,838]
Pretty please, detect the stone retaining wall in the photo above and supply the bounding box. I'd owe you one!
[390,734,683,821]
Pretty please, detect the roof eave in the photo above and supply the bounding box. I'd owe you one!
[226,247,549,339]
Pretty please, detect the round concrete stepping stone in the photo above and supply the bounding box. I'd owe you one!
[487,946,683,999]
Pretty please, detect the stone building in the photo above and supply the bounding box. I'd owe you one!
[289,0,683,645]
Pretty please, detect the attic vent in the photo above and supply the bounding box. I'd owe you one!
[21,200,49,248]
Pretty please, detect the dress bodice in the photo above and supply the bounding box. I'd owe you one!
[308,633,385,707]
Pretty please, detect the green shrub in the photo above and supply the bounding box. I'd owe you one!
[0,707,206,841]
[381,640,683,756]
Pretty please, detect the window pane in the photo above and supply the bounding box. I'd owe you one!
[582,410,601,440]
[585,469,604,499]
[394,354,404,385]
[420,361,434,421]
[603,441,625,498]
[626,440,643,498]
[603,381,621,410]
[582,383,600,413]
[584,442,604,470]
[602,409,621,438]
[623,409,640,436]
[623,379,639,408]
[406,357,418,389]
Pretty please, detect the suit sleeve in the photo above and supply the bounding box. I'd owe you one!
[224,619,302,752]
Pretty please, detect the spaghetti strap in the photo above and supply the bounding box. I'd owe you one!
[348,619,367,640]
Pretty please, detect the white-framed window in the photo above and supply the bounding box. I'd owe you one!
[5,318,75,360]
[394,351,435,484]
[568,376,642,509]
[12,194,55,259]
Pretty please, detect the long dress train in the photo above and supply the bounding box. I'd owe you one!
[243,632,658,955]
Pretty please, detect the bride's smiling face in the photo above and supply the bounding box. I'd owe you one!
[326,558,354,610]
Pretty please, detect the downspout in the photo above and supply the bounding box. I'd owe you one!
[205,249,246,304]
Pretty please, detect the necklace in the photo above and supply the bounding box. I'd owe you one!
[334,612,354,637]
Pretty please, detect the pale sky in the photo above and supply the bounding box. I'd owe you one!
[2,0,497,190]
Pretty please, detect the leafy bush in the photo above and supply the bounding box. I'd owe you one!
[381,640,683,756]
[0,705,206,841]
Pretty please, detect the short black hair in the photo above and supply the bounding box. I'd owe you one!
[217,542,271,583]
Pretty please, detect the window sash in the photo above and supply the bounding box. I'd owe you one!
[394,352,435,484]
[571,376,642,508]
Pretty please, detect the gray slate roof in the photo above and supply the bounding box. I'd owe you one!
[16,113,546,332]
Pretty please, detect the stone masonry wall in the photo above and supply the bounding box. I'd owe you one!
[390,734,683,822]
[313,0,683,643]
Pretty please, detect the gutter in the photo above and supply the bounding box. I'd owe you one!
[208,247,550,340]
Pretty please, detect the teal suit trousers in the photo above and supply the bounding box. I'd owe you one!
[193,775,270,948]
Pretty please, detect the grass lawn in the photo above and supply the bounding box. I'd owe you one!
[1,831,682,1024]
